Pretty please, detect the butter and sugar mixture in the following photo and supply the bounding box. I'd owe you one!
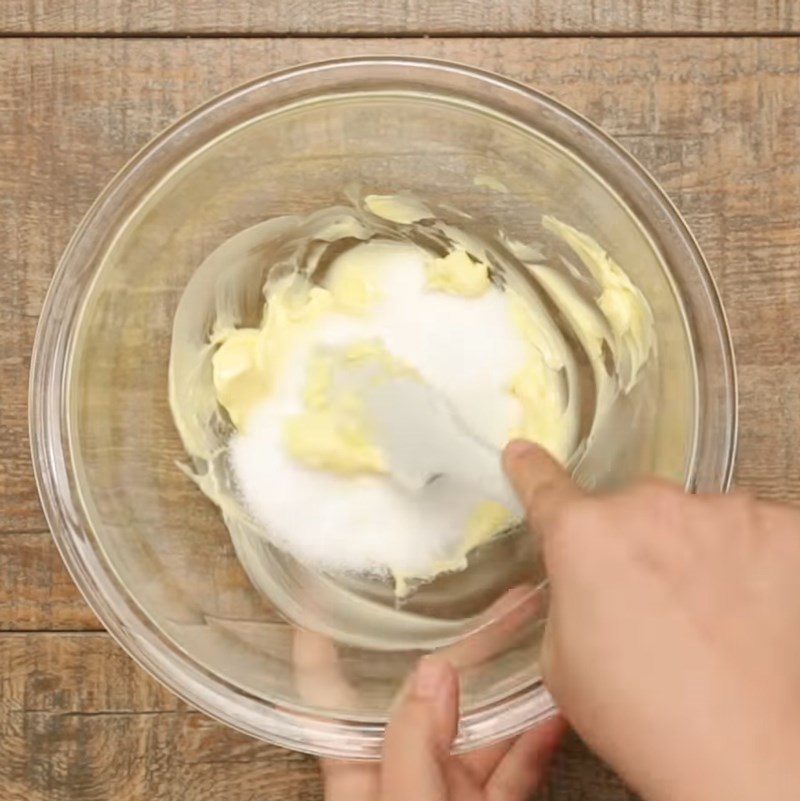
[169,193,655,593]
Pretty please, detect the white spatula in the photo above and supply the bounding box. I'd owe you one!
[338,363,522,514]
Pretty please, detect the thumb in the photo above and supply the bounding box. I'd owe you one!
[502,439,584,534]
[381,657,458,801]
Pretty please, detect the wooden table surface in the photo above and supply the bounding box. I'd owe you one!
[2,4,799,799]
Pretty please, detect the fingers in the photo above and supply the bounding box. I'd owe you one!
[293,630,379,801]
[321,760,380,801]
[484,715,567,801]
[502,440,584,533]
[292,628,357,708]
[459,739,515,785]
[442,585,544,671]
[381,657,459,801]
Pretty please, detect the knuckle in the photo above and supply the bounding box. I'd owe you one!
[547,497,596,537]
[629,478,685,519]
[538,500,597,570]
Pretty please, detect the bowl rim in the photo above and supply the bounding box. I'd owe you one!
[29,55,738,758]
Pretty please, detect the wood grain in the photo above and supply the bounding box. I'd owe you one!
[0,634,322,801]
[0,533,100,630]
[0,0,798,34]
[0,633,636,801]
[2,34,799,801]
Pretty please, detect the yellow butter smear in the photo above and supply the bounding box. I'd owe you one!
[426,249,491,297]
[211,278,333,432]
[170,193,655,595]
[283,342,416,475]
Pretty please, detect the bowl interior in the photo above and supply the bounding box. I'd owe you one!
[43,66,723,756]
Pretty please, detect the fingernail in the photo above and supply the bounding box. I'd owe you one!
[412,657,451,700]
[504,439,536,461]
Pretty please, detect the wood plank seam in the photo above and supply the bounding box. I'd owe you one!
[1,31,800,39]
[1,0,798,36]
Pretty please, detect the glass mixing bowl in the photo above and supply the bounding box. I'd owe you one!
[30,57,737,758]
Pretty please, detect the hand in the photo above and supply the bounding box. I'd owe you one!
[295,586,562,801]
[503,440,800,801]
[322,657,564,801]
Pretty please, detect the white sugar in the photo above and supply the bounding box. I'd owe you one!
[230,241,528,579]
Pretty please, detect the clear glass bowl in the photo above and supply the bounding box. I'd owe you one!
[30,57,737,759]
